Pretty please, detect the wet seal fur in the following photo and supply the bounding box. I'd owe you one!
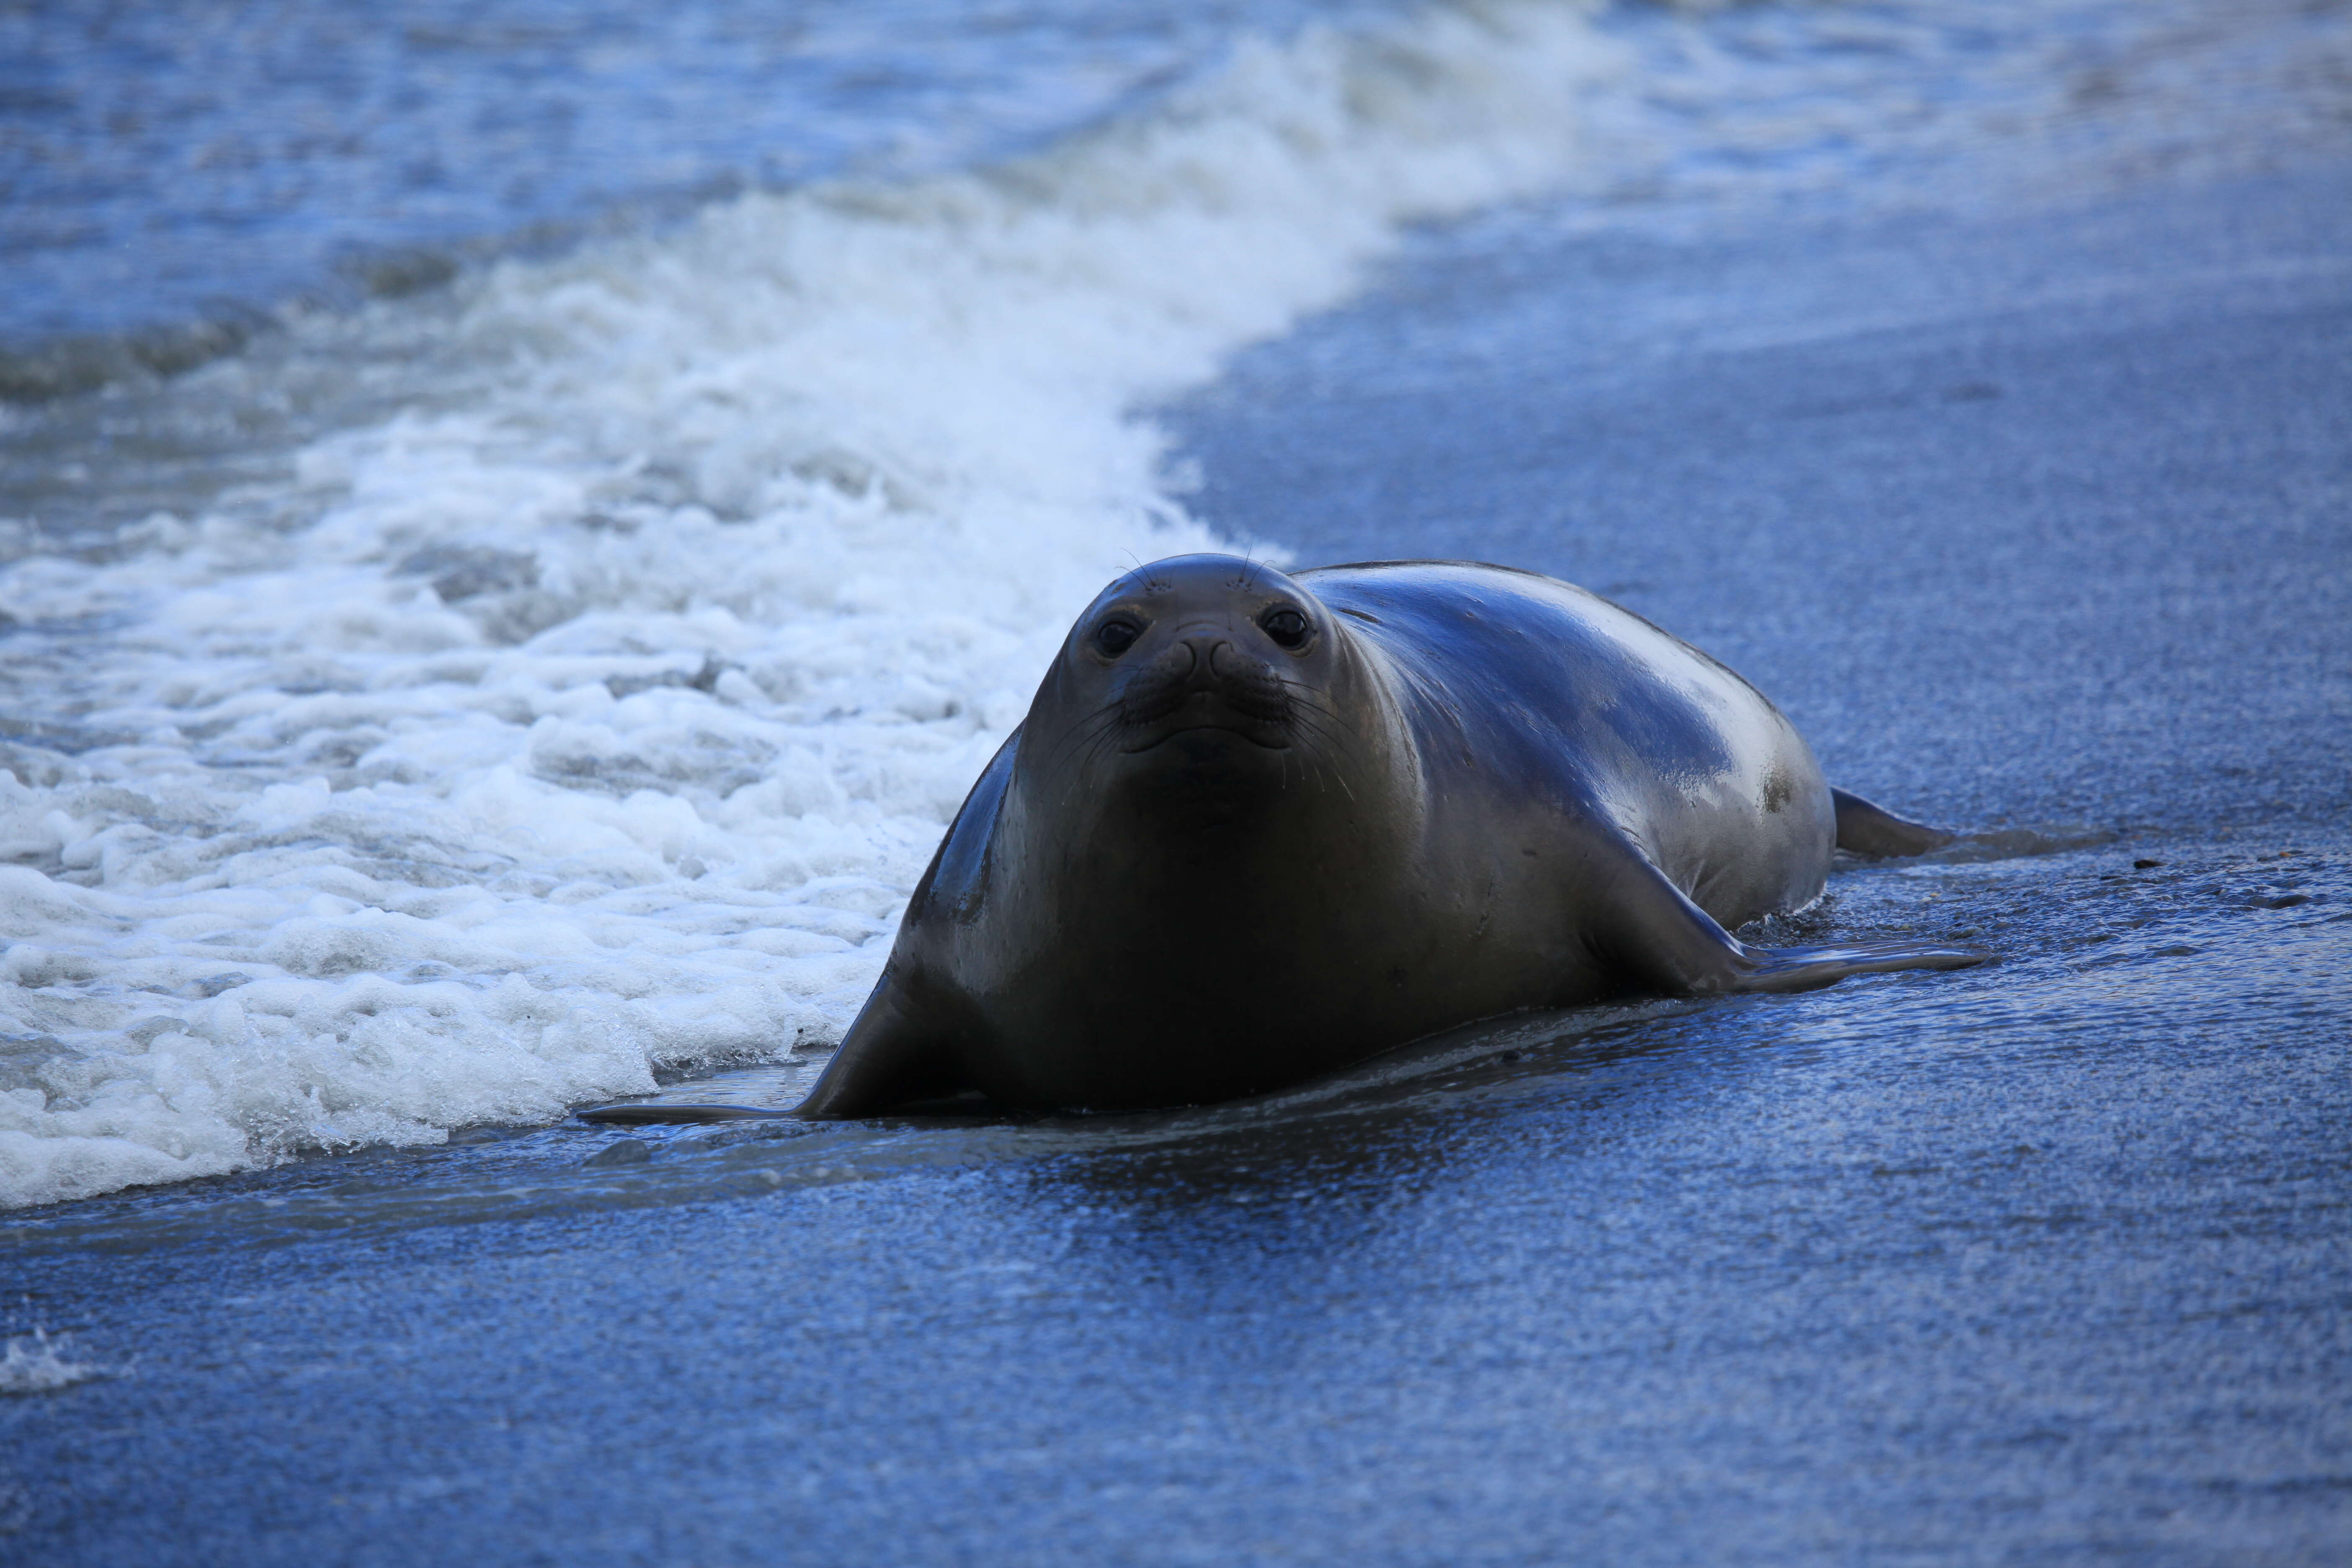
[586,556,1981,1124]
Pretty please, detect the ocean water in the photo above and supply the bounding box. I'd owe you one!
[0,0,2345,1220]
[0,0,1415,389]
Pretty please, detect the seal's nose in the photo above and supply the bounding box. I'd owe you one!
[1113,620,1290,733]
[1178,632,1236,691]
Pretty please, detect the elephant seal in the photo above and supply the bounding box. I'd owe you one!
[585,555,1979,1124]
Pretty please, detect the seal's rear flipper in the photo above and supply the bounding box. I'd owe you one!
[1599,845,1990,999]
[577,1102,793,1125]
[1831,788,1956,858]
[1729,939,1988,994]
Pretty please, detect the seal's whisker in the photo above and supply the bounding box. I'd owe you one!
[1043,704,1130,775]
[1282,677,1359,723]
[1073,716,1128,774]
[1286,703,1364,765]
[1055,701,1124,746]
[1300,720,1368,768]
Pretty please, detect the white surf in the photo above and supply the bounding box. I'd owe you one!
[0,1,1633,1207]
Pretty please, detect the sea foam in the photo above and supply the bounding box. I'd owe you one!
[0,1327,104,1394]
[0,1,1627,1207]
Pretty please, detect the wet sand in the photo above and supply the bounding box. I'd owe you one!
[6,160,2349,1565]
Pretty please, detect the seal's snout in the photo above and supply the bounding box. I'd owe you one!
[1114,642,1200,726]
[1205,637,1256,683]
[1178,634,1223,693]
[1115,631,1292,743]
[1211,656,1293,724]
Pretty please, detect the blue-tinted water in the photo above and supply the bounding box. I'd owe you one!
[2,0,2348,1560]
[0,0,1400,389]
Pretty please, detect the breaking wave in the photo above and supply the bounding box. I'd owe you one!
[0,1,1629,1207]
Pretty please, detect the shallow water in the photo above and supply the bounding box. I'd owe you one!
[6,834,2345,1258]
[3,0,2350,1560]
[7,836,2348,1561]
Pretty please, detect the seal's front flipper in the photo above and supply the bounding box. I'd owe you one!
[573,975,963,1126]
[791,972,965,1119]
[1831,788,1956,858]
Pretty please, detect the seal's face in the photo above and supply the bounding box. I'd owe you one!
[1034,554,1350,808]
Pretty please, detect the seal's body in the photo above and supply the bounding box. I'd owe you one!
[583,555,1980,1126]
[783,556,1978,1117]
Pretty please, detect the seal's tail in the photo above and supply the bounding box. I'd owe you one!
[1831,787,1957,858]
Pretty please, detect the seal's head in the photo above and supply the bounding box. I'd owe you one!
[1028,554,1358,815]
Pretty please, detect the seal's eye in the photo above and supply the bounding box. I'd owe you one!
[1094,618,1141,657]
[1259,607,1311,650]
